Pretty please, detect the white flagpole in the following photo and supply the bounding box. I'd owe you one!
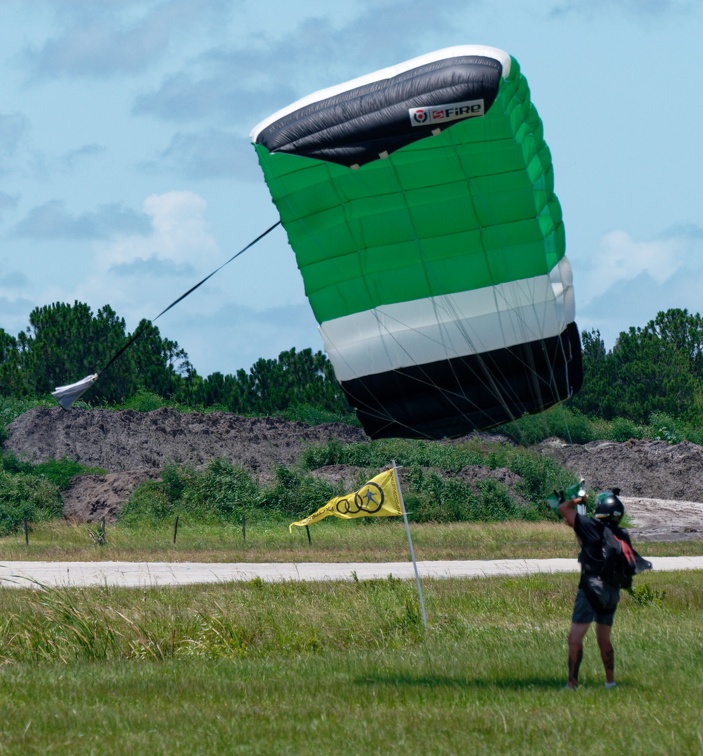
[392,460,427,632]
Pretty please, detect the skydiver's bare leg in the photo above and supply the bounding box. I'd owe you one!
[566,622,590,688]
[595,623,615,684]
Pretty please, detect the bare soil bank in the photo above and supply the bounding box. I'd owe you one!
[5,407,702,541]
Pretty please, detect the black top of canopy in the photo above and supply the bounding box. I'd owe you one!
[254,55,503,168]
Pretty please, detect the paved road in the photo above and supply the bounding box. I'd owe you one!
[1,556,702,589]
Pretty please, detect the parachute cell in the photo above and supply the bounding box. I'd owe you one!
[251,45,582,439]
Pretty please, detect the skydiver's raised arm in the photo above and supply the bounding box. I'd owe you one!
[558,494,588,528]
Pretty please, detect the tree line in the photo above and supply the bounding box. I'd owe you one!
[568,308,703,424]
[0,301,351,418]
[2,301,703,427]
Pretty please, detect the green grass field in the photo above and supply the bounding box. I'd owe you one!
[0,570,701,754]
[0,521,701,754]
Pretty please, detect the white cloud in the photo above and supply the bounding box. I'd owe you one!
[0,113,32,176]
[97,190,219,269]
[61,143,106,171]
[59,190,224,330]
[576,225,703,347]
[0,268,29,289]
[166,301,322,375]
[0,113,30,156]
[21,0,234,80]
[133,0,471,127]
[579,227,701,305]
[53,188,321,374]
[0,192,20,223]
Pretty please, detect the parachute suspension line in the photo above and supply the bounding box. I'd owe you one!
[439,295,526,429]
[319,152,530,440]
[507,264,580,443]
[99,220,281,376]
[271,164,472,440]
[437,145,529,436]
[490,279,553,416]
[376,156,492,434]
[450,115,573,444]
[329,300,512,440]
[543,328,578,444]
[470,274,566,444]
[495,276,577,444]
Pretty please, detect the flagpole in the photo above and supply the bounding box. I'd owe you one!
[392,460,427,632]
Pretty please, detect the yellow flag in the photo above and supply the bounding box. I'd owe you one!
[290,469,403,532]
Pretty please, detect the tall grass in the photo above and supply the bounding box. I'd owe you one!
[0,571,700,753]
[1,518,700,563]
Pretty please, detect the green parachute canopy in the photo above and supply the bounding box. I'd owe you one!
[251,45,582,439]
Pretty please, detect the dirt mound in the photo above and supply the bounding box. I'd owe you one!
[537,438,703,542]
[7,407,367,479]
[6,407,368,525]
[62,470,161,524]
[537,437,703,501]
[619,498,703,542]
[5,408,703,540]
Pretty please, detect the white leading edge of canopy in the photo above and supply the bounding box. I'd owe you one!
[320,258,575,382]
[250,45,511,142]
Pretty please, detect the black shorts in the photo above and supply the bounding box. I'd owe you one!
[571,587,616,626]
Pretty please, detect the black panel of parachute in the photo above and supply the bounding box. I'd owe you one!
[251,46,583,440]
[255,55,503,167]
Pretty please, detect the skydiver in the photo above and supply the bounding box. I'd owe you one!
[558,489,632,690]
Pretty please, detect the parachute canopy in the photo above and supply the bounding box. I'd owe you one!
[251,45,582,440]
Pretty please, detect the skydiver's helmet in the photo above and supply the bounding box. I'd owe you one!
[594,488,624,525]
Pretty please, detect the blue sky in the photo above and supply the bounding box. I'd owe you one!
[1,0,702,377]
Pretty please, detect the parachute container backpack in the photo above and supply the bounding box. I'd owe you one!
[251,46,582,439]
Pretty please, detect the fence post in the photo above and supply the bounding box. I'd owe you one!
[173,515,179,545]
[306,525,312,545]
[242,514,246,543]
[24,518,29,546]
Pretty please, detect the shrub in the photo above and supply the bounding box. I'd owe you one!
[403,467,536,524]
[682,424,703,446]
[260,466,337,520]
[647,412,683,444]
[628,583,666,606]
[0,469,62,536]
[120,390,170,412]
[182,460,259,520]
[0,396,56,430]
[0,451,34,475]
[33,458,107,490]
[281,403,360,427]
[121,481,173,525]
[607,417,645,443]
[123,460,259,524]
[499,406,594,445]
